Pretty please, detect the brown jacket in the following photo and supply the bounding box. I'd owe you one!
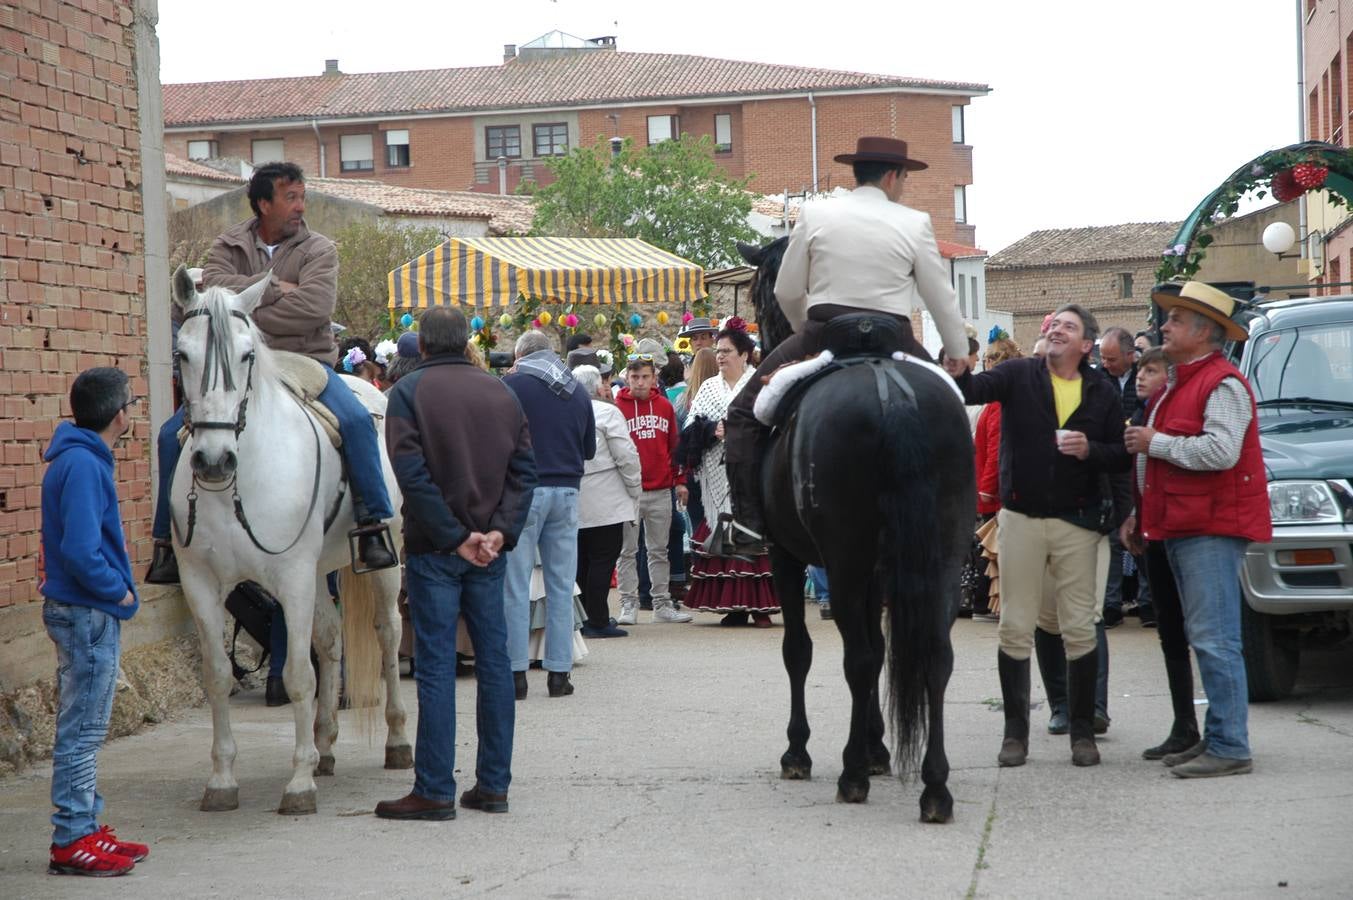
[202,218,339,365]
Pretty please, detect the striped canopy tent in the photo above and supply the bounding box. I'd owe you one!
[387,236,705,310]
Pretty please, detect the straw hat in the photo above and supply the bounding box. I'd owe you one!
[1150,281,1249,342]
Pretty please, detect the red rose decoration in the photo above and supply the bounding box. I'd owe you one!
[1271,169,1303,203]
[1292,161,1329,189]
[724,315,748,332]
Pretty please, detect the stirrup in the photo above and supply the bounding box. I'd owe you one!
[347,522,399,574]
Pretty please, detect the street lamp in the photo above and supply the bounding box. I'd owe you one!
[1262,221,1298,258]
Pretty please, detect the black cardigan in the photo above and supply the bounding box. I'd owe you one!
[956,356,1131,521]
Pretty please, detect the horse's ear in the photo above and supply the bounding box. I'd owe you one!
[232,272,270,316]
[736,242,764,266]
[171,264,196,308]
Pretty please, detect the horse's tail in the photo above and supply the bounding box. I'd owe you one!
[339,565,387,732]
[878,382,945,781]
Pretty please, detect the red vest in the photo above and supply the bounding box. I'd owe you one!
[1140,353,1272,543]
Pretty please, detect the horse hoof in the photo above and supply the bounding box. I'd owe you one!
[835,779,870,804]
[919,788,954,824]
[780,764,812,781]
[868,760,892,777]
[384,744,414,770]
[314,755,336,777]
[200,787,239,812]
[278,790,317,816]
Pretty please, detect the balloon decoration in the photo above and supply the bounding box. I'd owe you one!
[594,312,609,329]
[499,313,513,328]
[629,313,643,327]
[538,310,553,326]
[532,317,542,328]
[657,311,669,325]
[564,313,579,328]
[400,313,414,327]
[470,316,484,331]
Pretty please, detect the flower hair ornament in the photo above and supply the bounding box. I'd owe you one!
[987,325,1011,344]
[723,315,748,333]
[1040,313,1055,335]
[342,346,367,373]
[373,339,397,367]
[595,348,614,368]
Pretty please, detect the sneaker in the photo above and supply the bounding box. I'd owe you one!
[1102,606,1124,629]
[653,605,693,623]
[49,832,136,877]
[91,825,149,862]
[617,602,638,626]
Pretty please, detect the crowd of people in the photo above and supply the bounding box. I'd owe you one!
[37,147,1270,876]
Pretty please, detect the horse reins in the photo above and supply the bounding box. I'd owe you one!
[173,305,326,556]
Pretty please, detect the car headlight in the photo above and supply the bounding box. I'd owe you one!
[1268,481,1344,524]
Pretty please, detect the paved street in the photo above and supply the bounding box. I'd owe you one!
[1,607,1350,898]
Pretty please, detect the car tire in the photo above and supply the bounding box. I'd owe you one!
[1241,600,1300,701]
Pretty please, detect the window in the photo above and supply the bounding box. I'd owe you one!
[385,129,410,167]
[647,115,678,145]
[1118,272,1134,299]
[532,123,568,157]
[1333,55,1343,145]
[954,186,967,224]
[952,105,965,144]
[970,276,980,318]
[957,274,967,317]
[187,139,218,160]
[251,138,284,165]
[714,114,732,153]
[339,134,374,172]
[486,125,521,159]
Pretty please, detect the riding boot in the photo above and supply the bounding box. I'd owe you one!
[1068,648,1101,767]
[723,460,767,553]
[1033,626,1068,735]
[145,539,180,585]
[349,519,399,572]
[996,651,1030,767]
[1142,656,1201,760]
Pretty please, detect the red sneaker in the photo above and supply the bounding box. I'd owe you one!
[48,832,135,877]
[92,825,149,862]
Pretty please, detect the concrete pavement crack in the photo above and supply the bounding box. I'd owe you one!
[964,781,999,900]
[1296,706,1353,738]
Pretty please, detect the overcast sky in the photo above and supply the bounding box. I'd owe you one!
[157,0,1301,253]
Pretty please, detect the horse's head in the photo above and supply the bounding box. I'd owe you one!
[737,237,792,354]
[172,264,270,483]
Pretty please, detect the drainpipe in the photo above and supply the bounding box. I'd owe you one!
[311,118,326,177]
[808,92,819,193]
[1296,0,1307,262]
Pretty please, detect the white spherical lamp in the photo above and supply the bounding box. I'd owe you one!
[1262,221,1296,255]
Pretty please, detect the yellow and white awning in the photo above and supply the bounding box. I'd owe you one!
[388,236,705,309]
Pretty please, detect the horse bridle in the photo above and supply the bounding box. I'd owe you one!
[173,305,325,556]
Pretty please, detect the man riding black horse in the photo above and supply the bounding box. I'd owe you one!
[723,136,972,550]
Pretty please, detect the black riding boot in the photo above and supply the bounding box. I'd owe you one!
[1068,648,1101,767]
[349,519,398,572]
[1033,627,1068,735]
[1142,656,1201,760]
[996,651,1030,767]
[145,539,180,585]
[723,461,767,553]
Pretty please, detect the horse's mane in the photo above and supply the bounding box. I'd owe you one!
[738,237,793,356]
[181,286,278,395]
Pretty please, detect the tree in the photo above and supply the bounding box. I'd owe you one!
[530,135,758,269]
[332,218,444,341]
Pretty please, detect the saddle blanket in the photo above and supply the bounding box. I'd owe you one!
[753,350,963,425]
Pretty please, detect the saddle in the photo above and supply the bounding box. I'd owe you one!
[178,352,342,447]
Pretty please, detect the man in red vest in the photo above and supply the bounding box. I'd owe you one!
[1123,281,1271,779]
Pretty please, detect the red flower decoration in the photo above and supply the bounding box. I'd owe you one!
[1271,169,1303,203]
[724,315,748,333]
[1292,161,1329,190]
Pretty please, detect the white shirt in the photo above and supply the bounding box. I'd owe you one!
[773,185,969,361]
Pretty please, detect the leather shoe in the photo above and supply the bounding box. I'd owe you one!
[580,621,629,638]
[1170,752,1253,779]
[1162,739,1208,768]
[265,675,290,707]
[144,541,180,585]
[547,671,574,697]
[374,792,456,820]
[353,524,399,571]
[459,784,509,813]
[819,602,832,620]
[513,671,527,701]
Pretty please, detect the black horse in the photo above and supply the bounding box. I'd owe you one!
[736,238,975,823]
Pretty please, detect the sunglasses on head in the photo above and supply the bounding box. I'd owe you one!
[627,352,654,362]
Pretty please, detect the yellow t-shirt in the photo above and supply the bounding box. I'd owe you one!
[1050,373,1081,427]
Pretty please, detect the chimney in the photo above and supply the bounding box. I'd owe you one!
[323,59,340,76]
[503,44,516,63]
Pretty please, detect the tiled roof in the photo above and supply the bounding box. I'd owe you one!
[987,222,1183,269]
[163,51,990,127]
[936,239,986,259]
[306,178,536,235]
[164,153,245,183]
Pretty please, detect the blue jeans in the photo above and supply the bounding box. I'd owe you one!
[406,552,514,801]
[149,368,394,541]
[1104,528,1154,616]
[807,566,830,605]
[1165,535,1251,759]
[268,605,288,679]
[44,601,121,847]
[503,487,579,673]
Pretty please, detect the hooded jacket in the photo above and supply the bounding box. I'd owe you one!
[614,387,684,491]
[39,422,139,619]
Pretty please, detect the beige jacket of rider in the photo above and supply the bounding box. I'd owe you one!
[202,218,339,366]
[773,185,969,362]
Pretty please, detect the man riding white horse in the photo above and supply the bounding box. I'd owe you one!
[146,162,397,581]
[723,136,971,551]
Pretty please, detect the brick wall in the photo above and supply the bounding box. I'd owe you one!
[987,262,1163,351]
[0,0,150,609]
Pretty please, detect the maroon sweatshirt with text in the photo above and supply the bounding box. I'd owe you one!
[614,387,684,491]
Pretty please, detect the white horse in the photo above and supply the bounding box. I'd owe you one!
[168,265,411,815]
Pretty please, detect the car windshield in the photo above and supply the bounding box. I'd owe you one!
[1247,321,1353,406]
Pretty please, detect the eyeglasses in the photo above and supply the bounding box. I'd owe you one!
[627,353,654,362]
[121,397,140,411]
[714,348,736,357]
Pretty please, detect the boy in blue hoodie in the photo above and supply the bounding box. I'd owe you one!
[40,367,149,876]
